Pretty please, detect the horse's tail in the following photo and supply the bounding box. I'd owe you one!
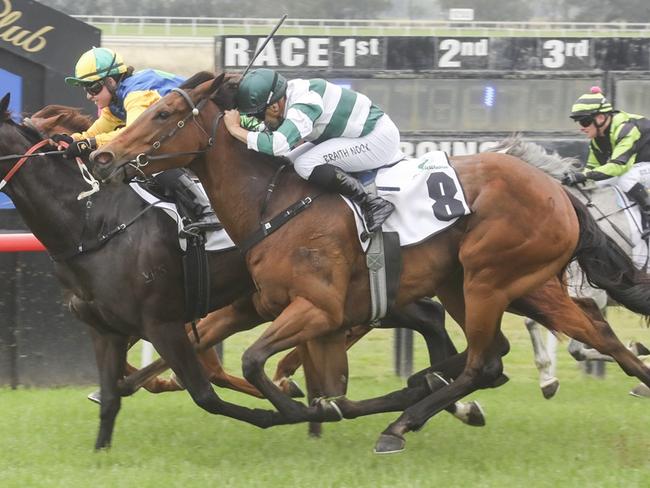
[567,190,650,319]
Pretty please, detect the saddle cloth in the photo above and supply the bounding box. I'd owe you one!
[344,151,472,250]
[129,182,236,253]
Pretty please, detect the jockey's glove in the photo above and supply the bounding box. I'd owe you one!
[51,133,74,146]
[561,171,587,186]
[63,138,97,160]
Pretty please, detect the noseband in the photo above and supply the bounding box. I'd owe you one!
[111,87,222,179]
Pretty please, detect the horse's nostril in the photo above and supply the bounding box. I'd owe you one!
[92,150,115,166]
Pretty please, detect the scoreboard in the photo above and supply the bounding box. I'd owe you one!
[217,35,650,158]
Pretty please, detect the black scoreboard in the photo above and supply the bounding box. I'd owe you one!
[217,35,650,157]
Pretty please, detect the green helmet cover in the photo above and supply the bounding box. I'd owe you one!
[570,87,614,118]
[236,68,287,115]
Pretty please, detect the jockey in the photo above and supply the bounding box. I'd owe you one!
[565,86,650,223]
[223,68,403,234]
[56,47,217,231]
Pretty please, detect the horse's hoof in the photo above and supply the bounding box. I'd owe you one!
[87,390,101,405]
[424,371,449,392]
[629,383,650,398]
[374,434,405,454]
[283,378,305,398]
[541,378,560,399]
[313,397,343,422]
[464,401,486,427]
[170,372,185,389]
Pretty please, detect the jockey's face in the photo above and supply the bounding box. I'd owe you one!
[263,97,286,130]
[576,113,610,139]
[85,78,114,110]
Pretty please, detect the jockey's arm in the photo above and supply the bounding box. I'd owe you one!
[72,91,161,147]
[584,124,641,180]
[71,108,122,143]
[244,102,321,157]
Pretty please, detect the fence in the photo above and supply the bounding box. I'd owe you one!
[74,15,650,38]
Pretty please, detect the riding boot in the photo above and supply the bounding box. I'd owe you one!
[309,163,394,234]
[625,182,650,236]
[154,169,220,233]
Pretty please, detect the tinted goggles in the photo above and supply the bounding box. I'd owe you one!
[84,80,104,96]
[574,116,594,128]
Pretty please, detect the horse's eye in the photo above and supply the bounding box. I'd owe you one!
[157,111,170,120]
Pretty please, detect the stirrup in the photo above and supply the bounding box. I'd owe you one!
[182,220,221,235]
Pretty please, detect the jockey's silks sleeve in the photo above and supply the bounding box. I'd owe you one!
[586,121,641,178]
[72,90,162,147]
[246,99,322,157]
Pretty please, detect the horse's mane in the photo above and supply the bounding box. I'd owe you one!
[30,105,93,133]
[180,71,216,89]
[488,135,582,180]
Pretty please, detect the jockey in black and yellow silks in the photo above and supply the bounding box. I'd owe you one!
[565,86,650,226]
[56,47,218,232]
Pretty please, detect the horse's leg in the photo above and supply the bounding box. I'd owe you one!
[515,282,650,388]
[241,296,347,423]
[119,296,264,397]
[524,318,559,399]
[374,285,511,454]
[300,332,349,436]
[376,297,485,426]
[89,330,129,450]
[68,295,129,449]
[145,321,286,428]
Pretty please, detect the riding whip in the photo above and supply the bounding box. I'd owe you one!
[241,14,288,77]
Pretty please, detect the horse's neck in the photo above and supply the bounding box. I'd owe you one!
[195,138,306,245]
[6,156,130,254]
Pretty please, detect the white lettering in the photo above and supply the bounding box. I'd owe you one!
[224,38,250,67]
[280,37,305,67]
[308,38,329,67]
[254,37,279,66]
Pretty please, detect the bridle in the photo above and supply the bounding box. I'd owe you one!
[110,87,222,180]
[0,124,99,199]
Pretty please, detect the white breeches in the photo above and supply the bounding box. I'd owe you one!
[595,161,650,192]
[288,114,404,179]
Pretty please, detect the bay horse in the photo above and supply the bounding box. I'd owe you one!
[0,96,479,449]
[494,137,649,397]
[92,72,650,454]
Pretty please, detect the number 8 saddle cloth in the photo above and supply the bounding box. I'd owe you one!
[346,151,472,250]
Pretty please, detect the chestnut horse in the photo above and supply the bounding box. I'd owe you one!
[92,72,650,453]
[0,96,477,449]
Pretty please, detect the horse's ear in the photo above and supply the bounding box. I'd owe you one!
[208,73,226,95]
[210,73,239,110]
[0,93,10,115]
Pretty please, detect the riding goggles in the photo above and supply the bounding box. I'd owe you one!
[574,116,594,128]
[83,80,104,96]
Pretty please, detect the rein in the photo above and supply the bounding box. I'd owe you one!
[575,185,636,249]
[0,140,59,190]
[130,88,221,170]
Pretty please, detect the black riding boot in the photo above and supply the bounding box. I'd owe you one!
[154,169,219,233]
[309,164,395,234]
[626,182,650,236]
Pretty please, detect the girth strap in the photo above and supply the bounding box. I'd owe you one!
[239,195,321,255]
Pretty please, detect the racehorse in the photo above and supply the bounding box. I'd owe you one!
[492,137,649,397]
[91,72,650,454]
[0,96,480,449]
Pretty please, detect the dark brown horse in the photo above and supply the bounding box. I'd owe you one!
[92,72,650,453]
[1,96,476,449]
